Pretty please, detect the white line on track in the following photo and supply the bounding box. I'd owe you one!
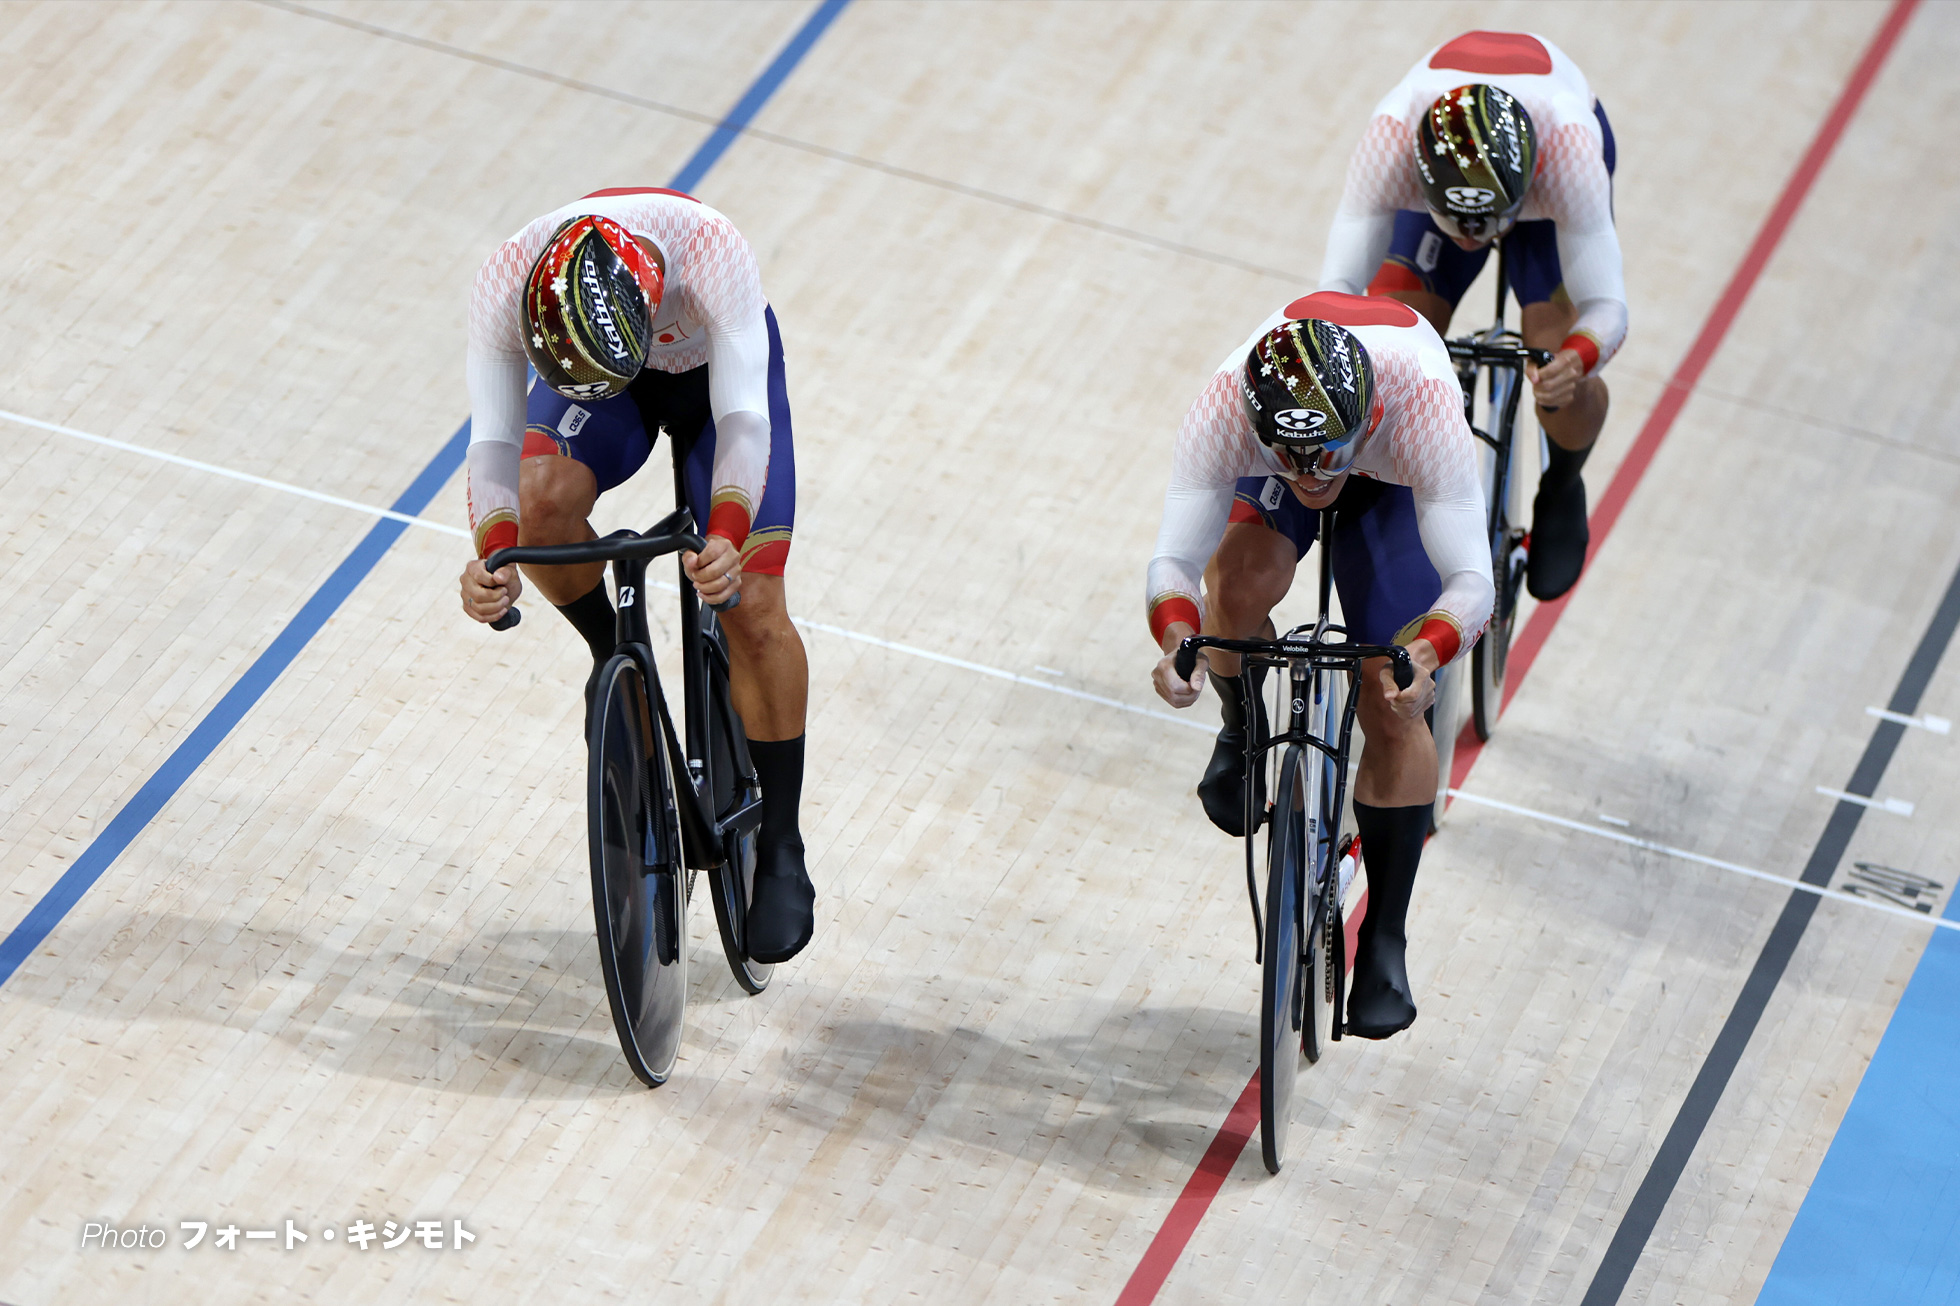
[2,408,475,538]
[1866,705,1951,734]
[16,408,1202,730]
[1448,788,1959,933]
[23,409,1950,929]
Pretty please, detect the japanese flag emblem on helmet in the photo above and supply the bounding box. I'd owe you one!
[523,215,665,400]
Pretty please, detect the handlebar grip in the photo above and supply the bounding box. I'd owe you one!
[491,608,521,632]
[710,593,740,613]
[1174,640,1199,683]
[1392,653,1414,690]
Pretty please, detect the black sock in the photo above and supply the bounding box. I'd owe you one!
[1211,663,1267,733]
[555,582,615,662]
[1353,801,1430,952]
[748,735,806,855]
[1539,437,1594,494]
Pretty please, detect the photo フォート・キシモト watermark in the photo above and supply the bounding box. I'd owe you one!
[80,1218,476,1251]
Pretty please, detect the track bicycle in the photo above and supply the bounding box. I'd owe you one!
[1175,541,1414,1174]
[485,503,770,1087]
[1446,252,1554,749]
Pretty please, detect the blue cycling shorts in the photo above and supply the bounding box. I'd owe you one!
[1369,100,1616,312]
[520,307,796,575]
[1227,474,1441,646]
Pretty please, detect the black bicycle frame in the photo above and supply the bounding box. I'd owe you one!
[485,504,762,873]
[1175,544,1414,955]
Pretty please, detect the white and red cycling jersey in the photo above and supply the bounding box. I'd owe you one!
[1318,31,1626,374]
[465,188,772,558]
[1147,292,1493,664]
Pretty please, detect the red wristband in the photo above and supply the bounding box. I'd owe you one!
[478,519,518,561]
[705,501,752,551]
[1149,596,1203,647]
[1559,332,1600,375]
[1410,616,1461,667]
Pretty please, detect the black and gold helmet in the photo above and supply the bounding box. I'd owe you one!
[1414,84,1537,245]
[1241,318,1377,477]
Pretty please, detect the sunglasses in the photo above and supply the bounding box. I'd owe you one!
[1275,435,1361,482]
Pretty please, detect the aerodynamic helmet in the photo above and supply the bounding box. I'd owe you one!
[1414,83,1537,245]
[522,215,664,400]
[1241,318,1380,479]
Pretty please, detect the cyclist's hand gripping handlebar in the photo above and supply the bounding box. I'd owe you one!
[481,517,736,633]
[1173,640,1202,684]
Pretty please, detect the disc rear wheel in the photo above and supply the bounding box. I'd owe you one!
[1471,528,1525,742]
[701,634,773,994]
[589,654,688,1087]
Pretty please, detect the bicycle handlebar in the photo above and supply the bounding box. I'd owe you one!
[481,508,737,632]
[1447,339,1555,367]
[1174,634,1414,689]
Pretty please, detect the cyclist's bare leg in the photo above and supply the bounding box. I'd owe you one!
[1352,656,1438,807]
[514,454,603,602]
[720,573,809,742]
[1520,297,1608,599]
[1347,654,1437,1038]
[722,570,816,962]
[1189,523,1294,835]
[1199,522,1296,676]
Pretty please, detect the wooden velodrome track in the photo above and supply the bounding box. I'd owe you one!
[3,1,1957,1302]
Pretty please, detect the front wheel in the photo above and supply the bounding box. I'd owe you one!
[1260,747,1310,1174]
[589,654,688,1087]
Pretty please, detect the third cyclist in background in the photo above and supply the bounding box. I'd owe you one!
[1318,29,1625,603]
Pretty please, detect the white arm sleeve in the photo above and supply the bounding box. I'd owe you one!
[1412,490,1494,658]
[686,214,773,529]
[1145,370,1274,638]
[1147,482,1235,626]
[1555,222,1628,370]
[1319,115,1423,294]
[463,252,530,554]
[1319,210,1396,296]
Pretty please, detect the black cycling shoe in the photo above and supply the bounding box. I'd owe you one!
[1526,474,1589,601]
[582,660,605,740]
[1345,934,1417,1039]
[1198,728,1260,836]
[746,836,814,963]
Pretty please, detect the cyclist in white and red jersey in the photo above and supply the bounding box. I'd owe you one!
[1149,291,1493,1039]
[1321,30,1624,602]
[457,187,814,964]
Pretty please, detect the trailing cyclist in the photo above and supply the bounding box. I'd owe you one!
[1320,29,1624,602]
[456,188,815,964]
[1148,292,1492,1039]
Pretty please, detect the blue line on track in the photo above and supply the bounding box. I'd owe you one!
[1756,884,1960,1304]
[669,0,851,194]
[0,0,852,992]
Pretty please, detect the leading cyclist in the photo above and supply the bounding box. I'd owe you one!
[456,187,815,965]
[1149,292,1492,1038]
[1320,30,1624,603]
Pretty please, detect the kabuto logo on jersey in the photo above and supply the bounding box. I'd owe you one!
[522,215,665,401]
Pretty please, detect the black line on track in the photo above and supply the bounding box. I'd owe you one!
[251,0,1304,283]
[1581,552,1960,1304]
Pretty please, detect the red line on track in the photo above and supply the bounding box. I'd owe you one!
[1117,2,1921,1298]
